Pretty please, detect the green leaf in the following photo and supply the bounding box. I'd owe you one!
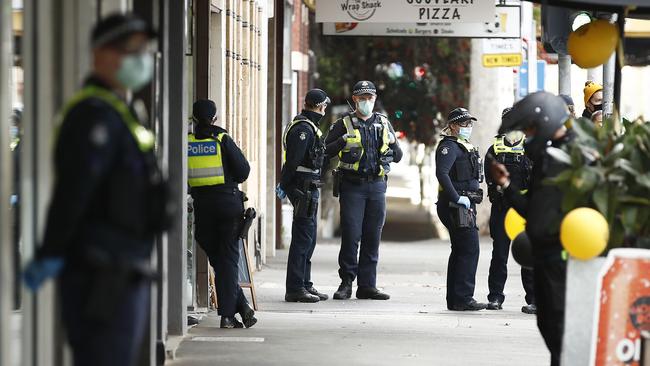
[544,169,573,185]
[636,173,650,189]
[593,185,609,216]
[621,206,639,236]
[618,196,650,206]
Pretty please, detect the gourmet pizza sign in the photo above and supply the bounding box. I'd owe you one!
[316,0,496,24]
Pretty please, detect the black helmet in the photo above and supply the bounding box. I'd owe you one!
[499,91,569,143]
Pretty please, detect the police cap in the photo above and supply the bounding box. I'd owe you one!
[447,107,477,125]
[91,13,157,49]
[192,99,217,122]
[305,89,330,107]
[352,81,377,96]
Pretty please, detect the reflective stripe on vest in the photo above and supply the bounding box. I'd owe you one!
[188,133,226,187]
[57,86,155,152]
[493,135,524,155]
[377,115,391,177]
[337,115,364,172]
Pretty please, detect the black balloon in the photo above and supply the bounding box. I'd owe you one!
[512,232,534,269]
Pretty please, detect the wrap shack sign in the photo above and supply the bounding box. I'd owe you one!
[316,0,496,23]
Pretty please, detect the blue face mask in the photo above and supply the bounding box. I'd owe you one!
[357,100,375,116]
[117,53,154,92]
[458,126,473,140]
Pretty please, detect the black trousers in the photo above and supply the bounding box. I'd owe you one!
[488,202,536,304]
[193,189,248,317]
[338,179,387,288]
[534,257,567,366]
[285,188,319,292]
[436,199,479,307]
[61,268,149,366]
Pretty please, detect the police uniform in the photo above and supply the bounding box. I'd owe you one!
[435,108,485,311]
[485,134,535,311]
[497,92,573,366]
[188,100,256,328]
[280,90,328,302]
[325,81,402,300]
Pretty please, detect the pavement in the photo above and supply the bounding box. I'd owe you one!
[168,238,549,366]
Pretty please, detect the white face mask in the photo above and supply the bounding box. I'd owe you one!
[458,126,473,140]
[357,100,375,116]
[117,53,154,92]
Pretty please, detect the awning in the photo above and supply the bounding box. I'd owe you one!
[526,0,650,16]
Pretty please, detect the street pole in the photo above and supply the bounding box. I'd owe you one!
[602,52,615,116]
[558,54,571,96]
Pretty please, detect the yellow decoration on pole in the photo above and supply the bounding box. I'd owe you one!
[560,207,609,260]
[504,208,526,241]
[567,19,619,69]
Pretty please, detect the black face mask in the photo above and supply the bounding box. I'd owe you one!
[592,103,603,112]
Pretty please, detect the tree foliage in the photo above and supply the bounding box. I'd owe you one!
[312,28,470,146]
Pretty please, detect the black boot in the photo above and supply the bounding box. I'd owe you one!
[333,280,353,300]
[220,316,244,329]
[356,287,390,300]
[486,301,503,310]
[238,303,258,328]
[285,288,320,303]
[521,304,537,314]
[306,286,329,301]
[450,299,488,311]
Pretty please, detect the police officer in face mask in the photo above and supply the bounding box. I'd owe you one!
[490,91,573,366]
[189,99,256,328]
[435,107,487,311]
[484,108,535,314]
[277,89,330,303]
[23,13,170,366]
[325,80,402,301]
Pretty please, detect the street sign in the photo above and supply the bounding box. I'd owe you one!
[482,54,522,67]
[316,0,496,24]
[323,5,521,38]
[482,38,523,67]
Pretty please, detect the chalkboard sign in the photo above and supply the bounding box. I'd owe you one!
[237,208,258,310]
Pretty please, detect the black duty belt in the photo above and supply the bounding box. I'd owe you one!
[341,174,386,184]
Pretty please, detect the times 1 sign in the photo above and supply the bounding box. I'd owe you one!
[316,0,496,23]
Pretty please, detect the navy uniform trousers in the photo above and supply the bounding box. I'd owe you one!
[286,188,320,291]
[61,268,149,366]
[436,199,479,307]
[488,202,535,305]
[193,190,248,317]
[338,178,387,288]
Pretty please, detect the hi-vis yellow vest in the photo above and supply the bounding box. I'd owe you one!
[57,85,155,152]
[282,118,323,172]
[188,133,226,187]
[493,135,525,155]
[338,114,391,176]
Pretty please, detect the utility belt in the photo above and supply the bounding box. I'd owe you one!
[291,178,322,218]
[296,166,320,174]
[458,189,484,204]
[332,170,386,197]
[448,202,477,229]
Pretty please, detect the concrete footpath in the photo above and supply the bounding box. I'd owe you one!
[168,238,549,366]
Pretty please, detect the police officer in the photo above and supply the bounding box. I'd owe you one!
[188,99,257,328]
[484,107,535,314]
[23,14,169,366]
[276,89,330,303]
[435,107,486,311]
[325,80,402,301]
[490,91,573,366]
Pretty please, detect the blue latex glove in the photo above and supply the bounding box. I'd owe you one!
[275,184,287,200]
[457,196,471,209]
[23,257,65,292]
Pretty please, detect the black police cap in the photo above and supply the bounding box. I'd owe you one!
[447,107,477,125]
[91,13,157,49]
[305,89,330,107]
[193,99,217,121]
[559,94,575,107]
[352,81,377,96]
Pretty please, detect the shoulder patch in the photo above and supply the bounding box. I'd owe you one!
[299,132,307,140]
[441,147,449,155]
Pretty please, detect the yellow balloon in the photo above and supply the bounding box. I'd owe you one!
[568,19,619,69]
[560,208,609,260]
[504,208,526,240]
